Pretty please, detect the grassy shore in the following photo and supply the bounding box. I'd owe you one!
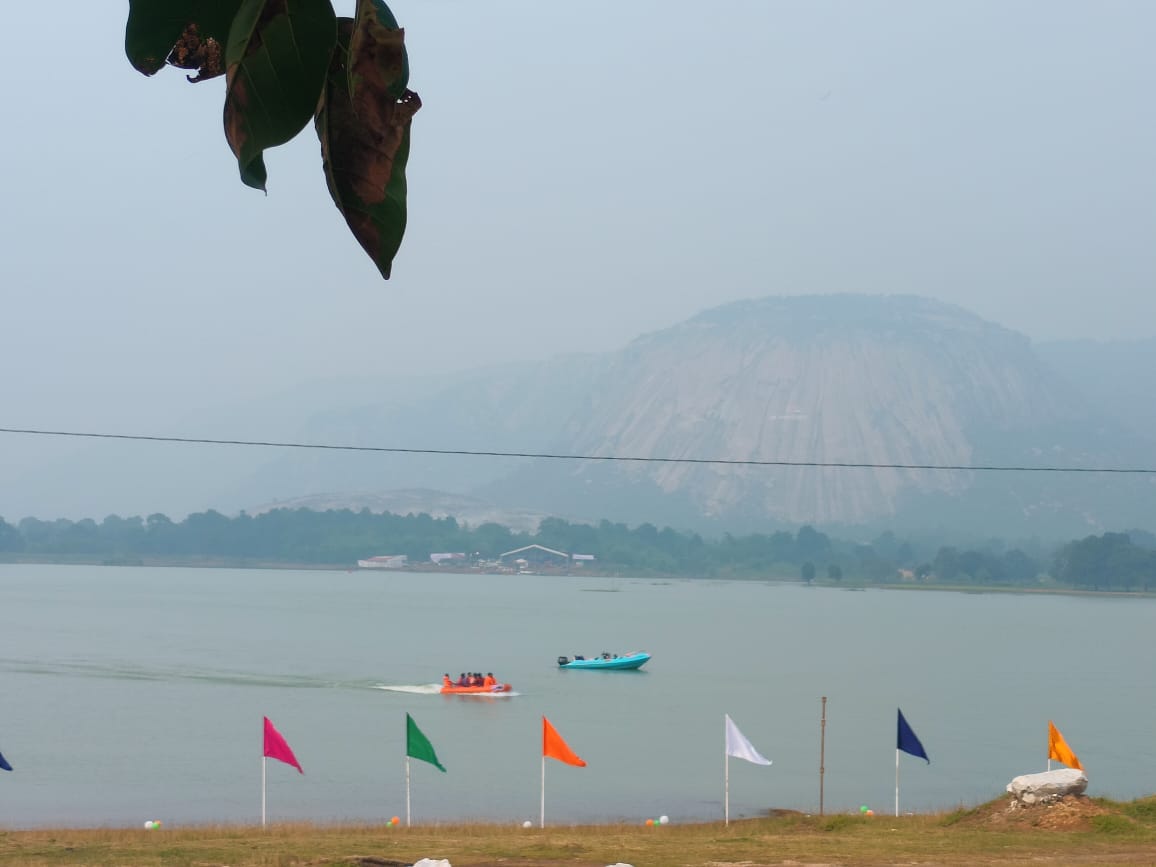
[5,796,1156,867]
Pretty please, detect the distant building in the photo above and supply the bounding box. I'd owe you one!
[430,552,466,564]
[498,544,570,565]
[357,555,408,569]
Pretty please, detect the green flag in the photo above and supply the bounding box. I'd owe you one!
[406,713,446,772]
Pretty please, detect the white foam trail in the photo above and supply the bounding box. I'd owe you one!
[373,683,442,694]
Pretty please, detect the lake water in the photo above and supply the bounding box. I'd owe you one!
[0,564,1153,829]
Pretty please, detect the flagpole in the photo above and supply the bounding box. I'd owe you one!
[406,756,412,827]
[894,749,899,818]
[819,696,827,817]
[262,756,267,827]
[540,756,546,829]
[724,754,730,826]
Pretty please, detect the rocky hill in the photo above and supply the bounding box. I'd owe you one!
[478,295,1155,535]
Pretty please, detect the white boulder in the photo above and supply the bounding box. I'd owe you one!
[1006,769,1088,804]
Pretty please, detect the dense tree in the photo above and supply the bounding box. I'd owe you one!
[0,508,1149,593]
[0,518,24,553]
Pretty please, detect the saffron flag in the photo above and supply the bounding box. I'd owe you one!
[0,750,11,772]
[542,716,586,767]
[1048,721,1083,771]
[724,714,772,766]
[897,709,929,763]
[263,716,303,773]
[406,713,446,772]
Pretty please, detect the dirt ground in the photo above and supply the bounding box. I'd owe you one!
[953,793,1114,831]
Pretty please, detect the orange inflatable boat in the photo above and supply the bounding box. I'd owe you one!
[440,682,512,695]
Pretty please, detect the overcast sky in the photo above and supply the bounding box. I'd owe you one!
[2,0,1154,437]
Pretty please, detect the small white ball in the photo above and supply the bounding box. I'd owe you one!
[659,815,669,825]
[522,820,533,829]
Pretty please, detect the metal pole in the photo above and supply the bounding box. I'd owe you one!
[539,757,546,829]
[406,757,412,827]
[894,749,900,818]
[261,756,266,827]
[819,696,827,817]
[724,752,730,826]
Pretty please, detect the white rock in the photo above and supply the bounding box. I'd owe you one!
[1006,769,1088,804]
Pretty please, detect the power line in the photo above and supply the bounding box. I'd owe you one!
[1,426,1154,475]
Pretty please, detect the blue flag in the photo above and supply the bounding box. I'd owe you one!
[897,709,929,763]
[0,751,11,772]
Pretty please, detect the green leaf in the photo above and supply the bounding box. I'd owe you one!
[224,0,338,191]
[316,17,420,279]
[125,0,241,79]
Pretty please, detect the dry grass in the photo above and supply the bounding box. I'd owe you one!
[5,796,1156,867]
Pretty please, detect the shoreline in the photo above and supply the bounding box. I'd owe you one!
[2,555,1153,599]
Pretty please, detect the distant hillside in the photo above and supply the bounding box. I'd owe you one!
[480,295,1155,535]
[220,354,608,509]
[1035,338,1156,438]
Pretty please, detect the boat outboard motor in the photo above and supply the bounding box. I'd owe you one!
[557,656,570,666]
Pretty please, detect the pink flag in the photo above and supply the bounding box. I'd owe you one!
[263,716,303,773]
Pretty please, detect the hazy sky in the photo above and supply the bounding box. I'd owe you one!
[2,0,1154,435]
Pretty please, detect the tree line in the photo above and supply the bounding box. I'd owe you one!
[0,509,1153,591]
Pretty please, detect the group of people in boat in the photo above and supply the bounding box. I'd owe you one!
[443,672,499,688]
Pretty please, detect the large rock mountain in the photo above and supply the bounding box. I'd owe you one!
[480,295,1153,534]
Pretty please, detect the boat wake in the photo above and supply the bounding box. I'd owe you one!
[373,683,443,695]
[0,657,381,691]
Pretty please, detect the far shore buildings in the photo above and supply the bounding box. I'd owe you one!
[497,544,596,572]
[356,545,596,572]
[356,554,408,569]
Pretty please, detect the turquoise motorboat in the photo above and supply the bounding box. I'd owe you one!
[557,651,650,671]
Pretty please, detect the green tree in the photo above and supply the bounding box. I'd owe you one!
[124,0,419,279]
[0,518,24,553]
[801,561,816,584]
[826,563,843,581]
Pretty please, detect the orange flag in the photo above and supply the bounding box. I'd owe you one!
[542,716,586,767]
[1048,721,1083,771]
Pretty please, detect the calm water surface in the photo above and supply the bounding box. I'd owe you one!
[0,564,1153,828]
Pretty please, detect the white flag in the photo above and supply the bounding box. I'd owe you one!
[725,714,772,766]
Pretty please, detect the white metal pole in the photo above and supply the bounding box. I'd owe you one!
[406,757,412,827]
[894,749,899,818]
[724,753,730,826]
[262,756,267,827]
[539,757,546,829]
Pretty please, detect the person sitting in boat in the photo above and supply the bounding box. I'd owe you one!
[457,672,468,687]
[468,673,480,686]
[482,672,496,688]
[443,673,453,688]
